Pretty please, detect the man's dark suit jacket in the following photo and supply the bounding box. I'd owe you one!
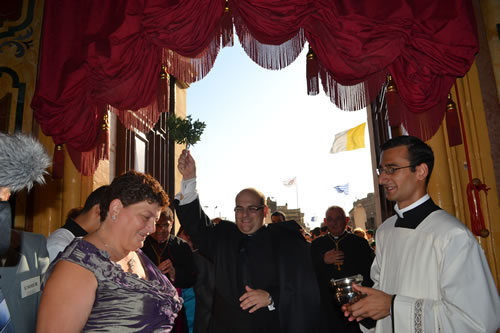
[142,234,196,289]
[311,233,374,332]
[175,198,326,333]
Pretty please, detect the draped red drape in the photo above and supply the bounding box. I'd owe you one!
[31,0,478,175]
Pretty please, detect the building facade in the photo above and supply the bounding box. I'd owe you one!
[266,197,305,229]
[348,193,377,231]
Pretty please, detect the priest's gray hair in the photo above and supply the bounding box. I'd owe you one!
[0,132,51,192]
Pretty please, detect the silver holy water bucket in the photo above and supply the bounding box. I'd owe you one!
[330,274,365,305]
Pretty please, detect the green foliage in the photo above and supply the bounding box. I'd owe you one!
[166,114,206,148]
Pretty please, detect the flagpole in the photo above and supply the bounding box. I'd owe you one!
[282,177,299,208]
[296,178,299,209]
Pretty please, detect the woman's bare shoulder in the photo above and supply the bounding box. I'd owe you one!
[46,259,97,289]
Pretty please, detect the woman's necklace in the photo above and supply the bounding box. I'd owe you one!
[126,254,136,272]
[97,234,136,273]
[111,246,136,273]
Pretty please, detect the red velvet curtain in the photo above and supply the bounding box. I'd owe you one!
[31,0,478,175]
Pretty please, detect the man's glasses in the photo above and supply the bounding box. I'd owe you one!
[234,205,264,214]
[376,165,416,176]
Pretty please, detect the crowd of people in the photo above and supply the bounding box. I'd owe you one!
[1,133,500,332]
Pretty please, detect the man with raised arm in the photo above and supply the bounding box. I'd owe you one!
[343,135,500,333]
[174,150,325,333]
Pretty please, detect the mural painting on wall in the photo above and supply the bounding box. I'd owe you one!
[0,0,34,133]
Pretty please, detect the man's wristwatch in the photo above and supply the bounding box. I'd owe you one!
[267,294,275,311]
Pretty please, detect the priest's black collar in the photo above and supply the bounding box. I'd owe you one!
[62,218,88,237]
[328,230,348,241]
[242,224,267,238]
[394,196,441,229]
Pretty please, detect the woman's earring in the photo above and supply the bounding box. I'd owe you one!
[111,215,117,221]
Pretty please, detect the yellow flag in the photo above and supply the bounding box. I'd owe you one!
[330,123,366,154]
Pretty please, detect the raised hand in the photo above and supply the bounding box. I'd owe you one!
[177,149,196,180]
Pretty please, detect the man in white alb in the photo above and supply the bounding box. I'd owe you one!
[343,135,500,333]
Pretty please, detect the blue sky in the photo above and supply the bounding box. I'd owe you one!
[186,39,375,229]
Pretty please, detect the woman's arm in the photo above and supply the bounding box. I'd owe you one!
[37,260,97,333]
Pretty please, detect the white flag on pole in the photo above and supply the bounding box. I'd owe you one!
[283,177,296,187]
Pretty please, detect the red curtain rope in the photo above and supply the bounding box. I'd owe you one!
[454,84,490,237]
